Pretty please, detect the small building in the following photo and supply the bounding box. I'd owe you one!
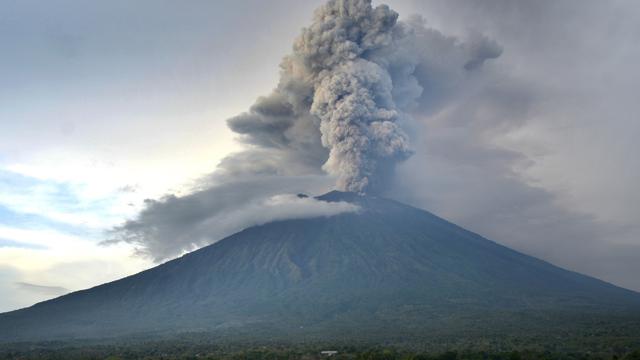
[320,350,338,357]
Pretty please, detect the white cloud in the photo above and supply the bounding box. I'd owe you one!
[0,224,151,311]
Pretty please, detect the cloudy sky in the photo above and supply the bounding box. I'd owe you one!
[1,0,639,312]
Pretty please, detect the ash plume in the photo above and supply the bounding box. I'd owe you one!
[230,0,414,193]
[228,0,502,193]
[111,0,503,260]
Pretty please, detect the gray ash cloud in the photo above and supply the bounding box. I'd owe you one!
[227,0,499,193]
[110,0,502,260]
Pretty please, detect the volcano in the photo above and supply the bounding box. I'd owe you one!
[1,191,639,343]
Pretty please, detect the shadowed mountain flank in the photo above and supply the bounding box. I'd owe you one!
[1,191,639,343]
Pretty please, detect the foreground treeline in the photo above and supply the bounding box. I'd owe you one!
[1,345,639,360]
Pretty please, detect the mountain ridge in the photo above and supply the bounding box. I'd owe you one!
[1,191,639,343]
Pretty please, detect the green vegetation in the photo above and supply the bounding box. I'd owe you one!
[1,326,640,360]
[0,341,639,360]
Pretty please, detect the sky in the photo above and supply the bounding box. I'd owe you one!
[1,0,639,312]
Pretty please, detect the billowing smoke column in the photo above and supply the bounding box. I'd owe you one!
[230,0,411,193]
[227,0,502,193]
[300,2,412,192]
[114,0,503,260]
[312,59,411,192]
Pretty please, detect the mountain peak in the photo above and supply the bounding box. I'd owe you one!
[315,190,364,203]
[315,190,405,214]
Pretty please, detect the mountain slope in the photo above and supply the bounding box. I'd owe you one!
[1,191,639,343]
